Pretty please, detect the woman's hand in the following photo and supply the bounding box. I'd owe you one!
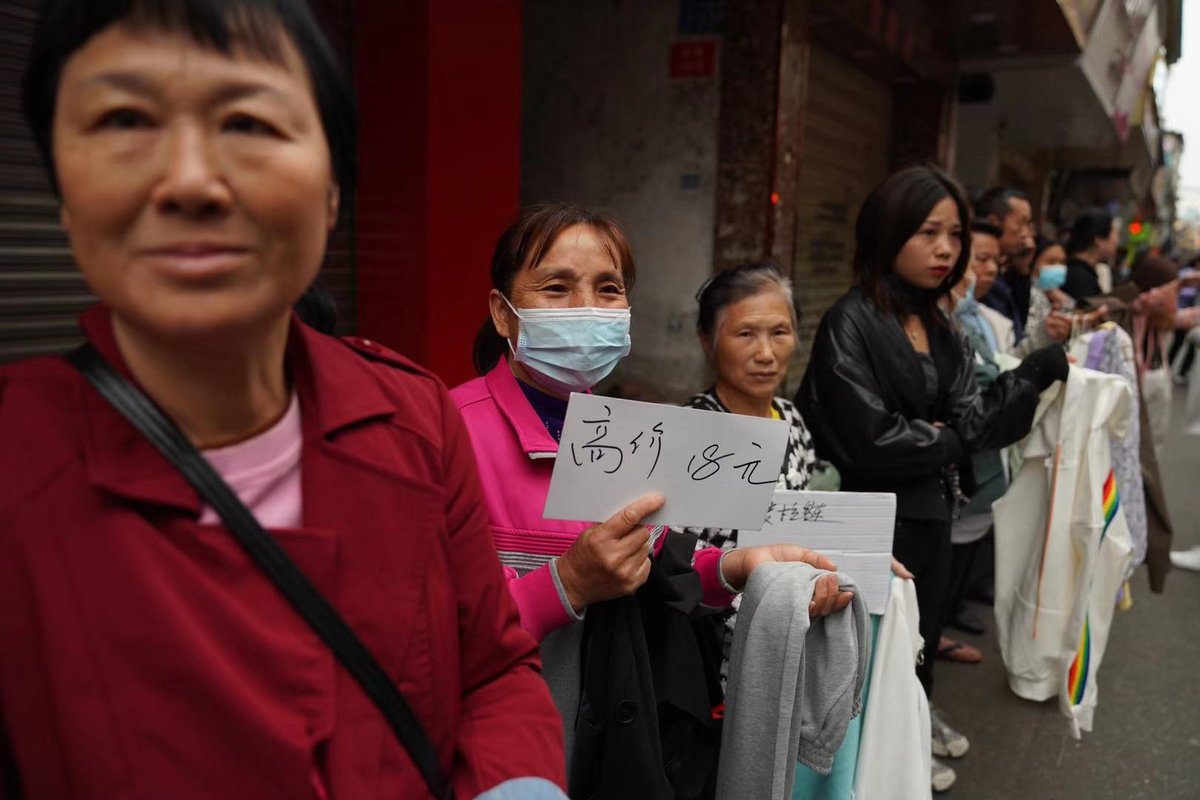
[720,544,854,617]
[1046,288,1070,309]
[556,493,666,612]
[1043,311,1072,342]
[1077,304,1108,330]
[891,556,914,580]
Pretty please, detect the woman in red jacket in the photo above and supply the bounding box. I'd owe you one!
[0,1,564,797]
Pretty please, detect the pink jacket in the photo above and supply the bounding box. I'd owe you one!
[451,359,734,641]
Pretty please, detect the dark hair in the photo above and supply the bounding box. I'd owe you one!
[472,202,636,375]
[293,283,338,334]
[970,220,1002,238]
[1066,209,1114,255]
[695,261,796,338]
[853,165,971,324]
[22,0,356,206]
[1031,234,1064,265]
[973,187,1028,225]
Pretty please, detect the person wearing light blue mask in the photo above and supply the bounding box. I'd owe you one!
[1035,263,1068,292]
[498,294,631,396]
[1015,239,1078,357]
[450,203,855,793]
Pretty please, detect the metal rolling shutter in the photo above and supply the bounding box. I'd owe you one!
[790,47,892,378]
[0,0,91,363]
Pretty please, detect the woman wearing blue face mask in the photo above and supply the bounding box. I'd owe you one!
[1013,237,1109,357]
[1028,237,1071,325]
[1009,238,1081,357]
[450,203,852,794]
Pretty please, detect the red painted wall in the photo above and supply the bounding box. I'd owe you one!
[354,0,522,387]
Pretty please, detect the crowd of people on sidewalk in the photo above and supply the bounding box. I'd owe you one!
[1,1,1198,798]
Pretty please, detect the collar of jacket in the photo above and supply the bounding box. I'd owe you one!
[484,355,562,459]
[76,304,398,514]
[883,272,930,315]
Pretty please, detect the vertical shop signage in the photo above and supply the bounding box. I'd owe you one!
[669,40,717,78]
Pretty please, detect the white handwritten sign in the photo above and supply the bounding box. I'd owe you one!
[543,394,789,530]
[737,490,897,614]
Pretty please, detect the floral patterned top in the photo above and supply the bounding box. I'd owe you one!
[681,388,817,550]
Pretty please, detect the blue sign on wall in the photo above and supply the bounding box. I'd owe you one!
[678,0,724,35]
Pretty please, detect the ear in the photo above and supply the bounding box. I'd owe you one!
[326,184,340,231]
[698,331,714,363]
[489,289,516,341]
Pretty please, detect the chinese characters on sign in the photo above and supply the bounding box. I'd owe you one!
[544,394,789,530]
[739,490,897,614]
[763,499,830,525]
[668,40,717,78]
[570,405,664,479]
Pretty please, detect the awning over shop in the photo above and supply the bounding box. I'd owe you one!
[967,0,1162,153]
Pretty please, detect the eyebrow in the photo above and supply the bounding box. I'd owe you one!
[83,72,289,105]
[532,265,625,286]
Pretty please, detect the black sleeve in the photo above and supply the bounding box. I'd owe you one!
[799,311,961,481]
[945,333,1042,452]
[1062,266,1102,304]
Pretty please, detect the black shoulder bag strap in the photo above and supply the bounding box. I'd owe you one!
[67,343,453,800]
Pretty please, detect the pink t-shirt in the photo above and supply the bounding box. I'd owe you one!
[199,394,328,799]
[199,393,303,528]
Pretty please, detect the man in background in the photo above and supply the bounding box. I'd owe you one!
[975,187,1036,334]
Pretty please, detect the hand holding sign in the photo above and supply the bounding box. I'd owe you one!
[557,492,665,612]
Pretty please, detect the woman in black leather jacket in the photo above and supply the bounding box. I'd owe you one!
[796,166,1067,711]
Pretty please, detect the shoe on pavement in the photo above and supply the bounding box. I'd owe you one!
[936,635,983,664]
[1170,546,1200,572]
[931,707,970,758]
[932,757,957,793]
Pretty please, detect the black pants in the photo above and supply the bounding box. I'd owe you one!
[892,517,952,698]
[944,537,984,628]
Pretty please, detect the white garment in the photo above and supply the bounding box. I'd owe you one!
[979,304,1016,355]
[1070,327,1147,581]
[852,577,931,800]
[993,367,1134,738]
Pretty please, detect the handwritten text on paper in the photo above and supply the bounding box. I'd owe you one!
[738,490,898,614]
[544,394,789,530]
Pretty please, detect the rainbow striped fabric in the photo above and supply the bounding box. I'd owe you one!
[1101,470,1120,540]
[1067,617,1091,705]
[1067,471,1121,707]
